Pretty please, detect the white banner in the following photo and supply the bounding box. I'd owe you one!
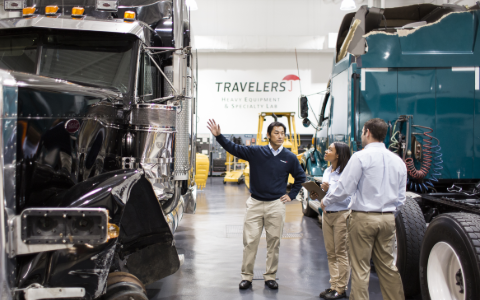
[197,69,326,135]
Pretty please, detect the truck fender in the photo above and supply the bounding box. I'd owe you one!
[18,169,178,299]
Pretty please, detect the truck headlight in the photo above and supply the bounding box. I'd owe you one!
[21,208,109,245]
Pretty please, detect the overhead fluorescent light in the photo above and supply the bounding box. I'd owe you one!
[340,0,356,11]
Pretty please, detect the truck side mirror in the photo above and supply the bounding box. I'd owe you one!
[300,96,308,118]
[302,118,311,128]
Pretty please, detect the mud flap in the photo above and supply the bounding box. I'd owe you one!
[125,242,180,286]
[117,174,180,285]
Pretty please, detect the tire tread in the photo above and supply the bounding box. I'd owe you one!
[397,196,426,297]
[443,213,480,271]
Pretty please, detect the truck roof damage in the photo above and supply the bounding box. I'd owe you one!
[336,3,469,63]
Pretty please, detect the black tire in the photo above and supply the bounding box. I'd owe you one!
[103,282,148,300]
[419,213,480,300]
[299,187,317,217]
[395,196,426,297]
[103,272,147,300]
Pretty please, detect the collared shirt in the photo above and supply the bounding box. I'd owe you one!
[323,142,407,212]
[322,166,351,211]
[268,143,284,156]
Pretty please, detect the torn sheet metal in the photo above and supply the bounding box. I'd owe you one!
[337,19,362,62]
[360,10,480,68]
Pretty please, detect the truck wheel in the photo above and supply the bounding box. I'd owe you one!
[103,272,148,300]
[420,213,480,300]
[395,196,426,297]
[299,187,317,217]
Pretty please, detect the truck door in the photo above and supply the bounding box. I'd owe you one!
[437,68,475,179]
[359,68,397,145]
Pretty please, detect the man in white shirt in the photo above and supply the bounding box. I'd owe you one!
[320,118,407,300]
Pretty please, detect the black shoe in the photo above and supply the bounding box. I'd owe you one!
[324,290,347,299]
[319,288,334,298]
[265,280,278,289]
[239,280,252,289]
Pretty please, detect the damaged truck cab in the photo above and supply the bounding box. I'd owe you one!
[300,3,480,299]
[0,1,197,299]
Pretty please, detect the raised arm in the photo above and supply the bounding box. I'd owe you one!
[207,119,253,161]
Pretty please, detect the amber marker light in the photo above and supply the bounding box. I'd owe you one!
[22,6,36,17]
[124,11,136,22]
[107,223,120,240]
[45,5,59,16]
[312,137,315,145]
[71,6,85,17]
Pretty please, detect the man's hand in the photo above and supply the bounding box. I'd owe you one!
[310,191,319,200]
[280,194,291,203]
[207,119,221,137]
[320,199,326,212]
[321,182,329,192]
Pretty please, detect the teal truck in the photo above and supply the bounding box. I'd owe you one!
[299,3,480,299]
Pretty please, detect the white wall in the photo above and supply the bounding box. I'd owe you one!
[197,52,333,135]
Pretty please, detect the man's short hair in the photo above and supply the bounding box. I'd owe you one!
[267,122,286,136]
[363,118,388,142]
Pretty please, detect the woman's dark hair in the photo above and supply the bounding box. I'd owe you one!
[267,122,286,136]
[333,142,351,174]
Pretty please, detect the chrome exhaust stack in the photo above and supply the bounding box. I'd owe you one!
[172,0,190,181]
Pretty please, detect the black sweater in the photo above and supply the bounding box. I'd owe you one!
[216,134,306,201]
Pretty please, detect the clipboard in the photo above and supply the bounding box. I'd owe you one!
[301,181,327,201]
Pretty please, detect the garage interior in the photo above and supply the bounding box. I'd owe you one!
[1,0,480,300]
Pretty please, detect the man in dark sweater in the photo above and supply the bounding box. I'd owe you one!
[207,119,306,290]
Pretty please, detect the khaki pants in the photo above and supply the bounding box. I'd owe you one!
[348,212,405,300]
[241,197,286,281]
[322,210,350,294]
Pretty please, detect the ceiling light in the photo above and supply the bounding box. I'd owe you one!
[340,0,356,11]
[186,0,198,11]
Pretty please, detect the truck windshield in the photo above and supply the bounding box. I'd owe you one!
[0,30,136,94]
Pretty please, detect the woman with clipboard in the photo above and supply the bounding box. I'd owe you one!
[311,142,352,300]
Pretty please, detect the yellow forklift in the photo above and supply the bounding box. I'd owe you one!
[244,112,302,188]
[224,136,246,184]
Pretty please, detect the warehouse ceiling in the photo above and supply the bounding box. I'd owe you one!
[191,0,477,52]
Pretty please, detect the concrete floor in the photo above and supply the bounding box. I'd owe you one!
[147,177,405,300]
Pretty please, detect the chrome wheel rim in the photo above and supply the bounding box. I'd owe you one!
[427,242,465,300]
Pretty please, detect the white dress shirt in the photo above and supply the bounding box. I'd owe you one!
[322,166,351,211]
[323,142,407,212]
[268,144,284,156]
